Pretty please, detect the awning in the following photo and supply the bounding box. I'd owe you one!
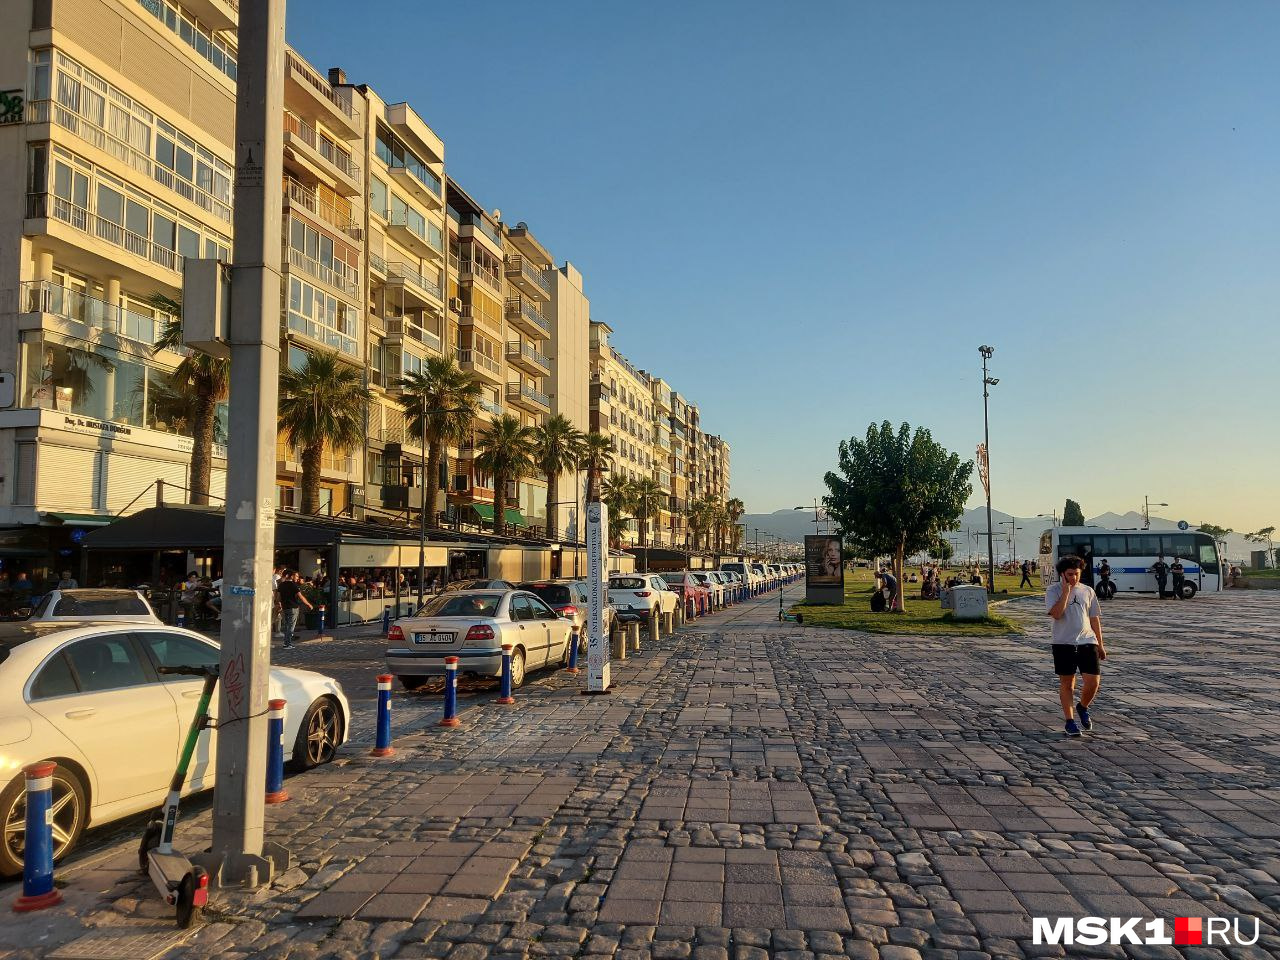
[46,512,112,527]
[472,505,526,527]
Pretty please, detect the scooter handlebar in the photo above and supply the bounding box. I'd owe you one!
[157,664,219,678]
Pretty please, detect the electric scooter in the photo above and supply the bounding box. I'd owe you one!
[138,663,218,928]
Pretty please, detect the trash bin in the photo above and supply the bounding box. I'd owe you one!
[950,584,989,620]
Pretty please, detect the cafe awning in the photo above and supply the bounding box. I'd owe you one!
[471,505,527,527]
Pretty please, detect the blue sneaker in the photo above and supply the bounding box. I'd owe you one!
[1076,701,1093,731]
[1064,719,1082,737]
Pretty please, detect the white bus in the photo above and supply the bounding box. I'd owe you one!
[1038,526,1224,598]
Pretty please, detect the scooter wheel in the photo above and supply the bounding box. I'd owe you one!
[139,820,163,875]
[176,865,208,929]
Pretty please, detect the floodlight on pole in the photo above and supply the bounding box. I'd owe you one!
[1143,496,1168,531]
[979,345,997,592]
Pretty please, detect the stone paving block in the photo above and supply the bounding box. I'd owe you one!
[660,901,723,925]
[723,903,785,928]
[951,890,1023,913]
[357,892,432,920]
[670,862,725,882]
[295,890,375,918]
[598,900,663,924]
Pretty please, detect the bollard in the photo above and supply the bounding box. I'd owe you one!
[566,628,581,674]
[371,674,395,756]
[649,611,662,644]
[627,621,641,653]
[381,605,392,638]
[176,609,186,628]
[315,604,328,640]
[497,644,516,704]
[661,610,673,634]
[265,698,289,803]
[673,603,683,628]
[13,762,63,912]
[610,621,627,660]
[439,657,460,727]
[686,596,696,620]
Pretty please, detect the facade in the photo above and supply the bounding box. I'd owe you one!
[0,0,729,585]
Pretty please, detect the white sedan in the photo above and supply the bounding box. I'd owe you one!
[28,588,161,624]
[0,621,349,878]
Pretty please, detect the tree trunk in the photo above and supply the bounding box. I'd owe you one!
[492,473,506,535]
[892,543,906,612]
[188,393,217,506]
[585,467,598,506]
[639,513,647,548]
[301,444,324,515]
[424,440,442,530]
[545,471,558,540]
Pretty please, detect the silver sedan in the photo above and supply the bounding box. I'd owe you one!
[385,589,575,690]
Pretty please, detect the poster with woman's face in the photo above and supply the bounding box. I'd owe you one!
[805,535,843,586]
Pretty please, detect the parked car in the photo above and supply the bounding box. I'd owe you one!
[720,563,760,593]
[518,579,615,649]
[27,589,161,624]
[750,563,771,589]
[386,589,574,691]
[662,572,712,613]
[442,579,516,593]
[607,574,679,623]
[718,570,745,597]
[0,621,350,878]
[709,570,738,601]
[690,571,725,609]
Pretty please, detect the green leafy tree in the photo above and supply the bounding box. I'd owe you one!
[1062,499,1086,527]
[398,358,483,528]
[1246,526,1277,566]
[928,539,954,562]
[1196,522,1233,541]
[532,414,585,540]
[578,432,615,506]
[278,351,371,515]
[601,474,634,548]
[631,476,666,548]
[150,293,229,505]
[824,421,973,610]
[474,414,536,535]
[688,497,719,552]
[725,497,745,551]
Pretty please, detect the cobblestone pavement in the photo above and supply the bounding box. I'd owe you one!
[4,588,1280,959]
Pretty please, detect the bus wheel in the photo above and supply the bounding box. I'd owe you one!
[1180,582,1198,600]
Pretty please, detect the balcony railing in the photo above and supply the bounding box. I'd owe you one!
[479,398,503,417]
[388,157,442,198]
[284,176,360,238]
[27,193,183,273]
[21,280,171,346]
[386,317,442,354]
[506,380,550,408]
[283,111,360,180]
[506,340,549,370]
[456,348,501,377]
[461,213,503,248]
[460,260,502,293]
[504,297,550,337]
[285,50,359,122]
[384,260,443,301]
[505,255,552,296]
[285,246,360,299]
[27,100,232,223]
[386,210,444,253]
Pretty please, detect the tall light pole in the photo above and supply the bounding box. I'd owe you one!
[999,519,1022,565]
[979,345,998,592]
[1143,496,1168,530]
[795,499,825,535]
[1037,511,1058,527]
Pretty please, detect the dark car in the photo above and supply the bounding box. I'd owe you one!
[518,579,615,648]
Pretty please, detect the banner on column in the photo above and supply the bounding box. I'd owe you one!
[586,500,611,692]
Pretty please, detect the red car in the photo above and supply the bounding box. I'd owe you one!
[661,571,712,615]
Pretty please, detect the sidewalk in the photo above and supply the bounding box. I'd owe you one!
[4,589,1280,959]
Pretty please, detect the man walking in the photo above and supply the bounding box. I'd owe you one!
[1019,558,1034,589]
[1150,555,1170,599]
[1046,555,1105,737]
[1170,557,1185,600]
[276,570,313,649]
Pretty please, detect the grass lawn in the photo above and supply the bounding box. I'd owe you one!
[789,566,1036,636]
[1243,567,1280,580]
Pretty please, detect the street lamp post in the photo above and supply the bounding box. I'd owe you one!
[1143,496,1168,530]
[794,499,825,535]
[1037,511,1058,527]
[999,519,1023,566]
[979,345,998,592]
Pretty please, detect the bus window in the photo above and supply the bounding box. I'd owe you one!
[1196,534,1219,569]
[1162,534,1195,559]
[1092,534,1126,557]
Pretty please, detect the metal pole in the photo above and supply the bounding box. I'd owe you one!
[981,347,995,591]
[418,407,427,607]
[210,0,286,886]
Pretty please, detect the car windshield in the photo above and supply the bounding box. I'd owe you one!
[610,577,646,590]
[417,593,503,617]
[48,592,150,618]
[664,574,687,584]
[522,583,572,604]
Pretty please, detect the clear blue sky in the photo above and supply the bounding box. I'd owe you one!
[292,0,1280,532]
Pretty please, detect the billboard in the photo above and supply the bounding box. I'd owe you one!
[805,535,844,587]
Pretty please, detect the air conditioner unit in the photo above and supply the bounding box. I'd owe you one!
[448,297,463,313]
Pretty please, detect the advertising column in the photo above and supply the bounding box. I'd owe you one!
[585,500,611,693]
[804,534,846,604]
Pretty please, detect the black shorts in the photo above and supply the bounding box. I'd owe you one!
[1052,644,1100,676]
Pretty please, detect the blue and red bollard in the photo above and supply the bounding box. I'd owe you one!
[497,643,516,704]
[372,674,395,756]
[566,629,580,674]
[13,762,63,912]
[265,698,289,803]
[439,656,460,727]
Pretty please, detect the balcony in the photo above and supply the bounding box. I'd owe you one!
[506,380,550,412]
[504,255,552,300]
[382,260,443,307]
[283,111,361,196]
[504,297,550,338]
[459,259,502,295]
[459,214,504,255]
[283,176,361,239]
[26,193,182,275]
[285,246,360,299]
[20,280,171,347]
[478,397,503,418]
[456,348,503,384]
[458,306,502,339]
[285,49,361,140]
[385,210,444,261]
[388,159,443,211]
[385,317,443,355]
[506,339,550,376]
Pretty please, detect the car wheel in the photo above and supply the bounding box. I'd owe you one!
[291,696,343,770]
[0,763,87,880]
[510,648,526,688]
[399,675,430,691]
[1180,582,1198,599]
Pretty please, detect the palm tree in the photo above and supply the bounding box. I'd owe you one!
[579,432,615,505]
[689,497,717,552]
[474,414,535,535]
[631,476,665,548]
[725,497,745,551]
[398,358,483,528]
[278,351,370,515]
[532,414,585,540]
[601,475,634,549]
[150,293,229,505]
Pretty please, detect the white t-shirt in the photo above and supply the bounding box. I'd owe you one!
[1045,582,1100,646]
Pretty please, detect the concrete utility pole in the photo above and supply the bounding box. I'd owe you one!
[208,0,288,886]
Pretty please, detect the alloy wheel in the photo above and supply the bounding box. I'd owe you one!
[4,774,82,864]
[306,700,341,765]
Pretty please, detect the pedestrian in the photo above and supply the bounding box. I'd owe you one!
[878,566,899,612]
[1046,555,1106,737]
[1150,555,1169,599]
[1019,558,1033,589]
[56,569,79,590]
[1097,559,1114,600]
[1170,557,1185,600]
[276,569,313,649]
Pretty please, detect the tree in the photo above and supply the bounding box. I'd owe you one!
[398,358,483,529]
[578,433,615,506]
[824,421,973,611]
[928,539,954,562]
[601,475,634,548]
[725,497,745,551]
[1246,526,1277,566]
[1062,499,1085,527]
[474,414,535,535]
[532,414,585,540]
[150,294,229,505]
[631,476,665,548]
[278,351,371,515]
[1196,522,1233,541]
[688,497,719,552]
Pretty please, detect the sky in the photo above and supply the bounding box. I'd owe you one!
[291,0,1280,533]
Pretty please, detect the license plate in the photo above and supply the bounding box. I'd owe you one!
[414,631,455,644]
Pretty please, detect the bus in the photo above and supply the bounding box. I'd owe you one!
[1038,526,1224,598]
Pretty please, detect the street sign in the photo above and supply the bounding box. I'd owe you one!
[1177,520,1189,531]
[586,501,610,693]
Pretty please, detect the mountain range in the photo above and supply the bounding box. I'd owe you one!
[741,508,1256,562]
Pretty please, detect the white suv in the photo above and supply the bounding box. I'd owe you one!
[607,574,679,623]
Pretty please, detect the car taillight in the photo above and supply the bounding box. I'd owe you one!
[557,605,579,617]
[635,590,651,597]
[465,624,495,642]
[388,625,405,642]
